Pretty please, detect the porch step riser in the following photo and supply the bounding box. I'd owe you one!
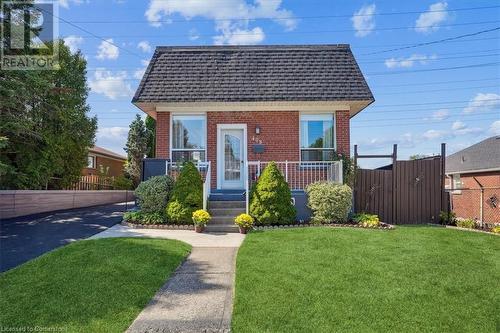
[208,201,246,209]
[210,217,238,225]
[205,225,239,233]
[209,194,246,201]
[209,208,246,217]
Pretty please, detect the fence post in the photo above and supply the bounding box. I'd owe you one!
[338,160,343,184]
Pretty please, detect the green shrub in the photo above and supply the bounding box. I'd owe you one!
[306,182,352,224]
[112,175,134,190]
[439,210,456,225]
[249,162,296,225]
[166,162,203,224]
[123,210,165,224]
[491,225,500,234]
[353,213,380,228]
[135,175,174,213]
[456,218,476,229]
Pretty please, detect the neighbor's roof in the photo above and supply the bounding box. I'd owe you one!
[132,44,374,106]
[446,136,500,174]
[89,146,126,161]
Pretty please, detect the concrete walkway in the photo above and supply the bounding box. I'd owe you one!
[91,225,245,333]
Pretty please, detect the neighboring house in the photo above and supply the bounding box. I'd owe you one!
[446,136,500,223]
[82,146,127,177]
[133,44,374,193]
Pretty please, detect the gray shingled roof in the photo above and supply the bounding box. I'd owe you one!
[446,136,500,174]
[132,44,374,104]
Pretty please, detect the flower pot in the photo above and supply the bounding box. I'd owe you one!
[239,226,248,234]
[195,225,204,233]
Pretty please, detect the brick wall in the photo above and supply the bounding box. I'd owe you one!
[156,112,170,158]
[82,156,125,177]
[335,110,350,157]
[155,110,351,188]
[450,172,500,223]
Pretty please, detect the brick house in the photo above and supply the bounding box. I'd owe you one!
[133,45,373,196]
[82,146,126,178]
[446,136,500,224]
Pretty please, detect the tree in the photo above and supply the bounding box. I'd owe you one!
[165,162,203,223]
[145,115,156,158]
[250,162,296,225]
[410,154,429,160]
[124,114,148,187]
[0,40,97,189]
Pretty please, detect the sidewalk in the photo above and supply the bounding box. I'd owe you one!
[91,225,245,332]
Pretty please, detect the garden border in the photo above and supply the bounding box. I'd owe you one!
[427,223,499,236]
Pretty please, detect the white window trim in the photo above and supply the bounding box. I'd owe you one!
[87,155,96,169]
[299,112,336,161]
[169,113,207,162]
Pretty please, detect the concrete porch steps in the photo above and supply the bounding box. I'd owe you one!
[207,199,245,233]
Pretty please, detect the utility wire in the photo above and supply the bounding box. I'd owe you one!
[67,5,500,24]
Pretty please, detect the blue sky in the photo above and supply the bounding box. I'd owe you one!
[57,0,500,167]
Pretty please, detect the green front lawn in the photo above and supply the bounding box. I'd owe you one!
[0,238,191,333]
[232,227,499,332]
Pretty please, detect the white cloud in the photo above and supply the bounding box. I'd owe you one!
[451,121,465,131]
[385,54,437,69]
[59,0,84,9]
[137,40,152,53]
[490,120,500,135]
[144,0,296,45]
[351,4,376,37]
[423,129,447,140]
[415,1,449,34]
[354,132,416,150]
[189,28,200,41]
[431,109,450,120]
[97,127,129,140]
[214,26,265,45]
[96,39,119,60]
[88,69,133,99]
[134,68,146,79]
[63,35,84,53]
[463,93,500,113]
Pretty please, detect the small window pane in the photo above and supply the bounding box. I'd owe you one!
[172,150,206,163]
[300,115,334,149]
[301,149,337,161]
[87,156,95,168]
[172,116,205,149]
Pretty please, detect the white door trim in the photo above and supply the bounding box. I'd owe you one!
[216,124,247,189]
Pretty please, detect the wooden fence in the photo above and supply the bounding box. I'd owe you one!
[354,144,445,224]
[48,175,115,190]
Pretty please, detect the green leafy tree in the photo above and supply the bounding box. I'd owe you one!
[250,162,296,225]
[166,162,203,224]
[145,115,156,158]
[124,114,148,187]
[0,40,97,189]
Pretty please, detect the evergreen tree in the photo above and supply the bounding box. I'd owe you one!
[250,162,296,225]
[145,115,156,158]
[124,114,148,187]
[0,40,97,189]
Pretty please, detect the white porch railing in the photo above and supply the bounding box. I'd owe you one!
[165,161,211,210]
[247,161,343,191]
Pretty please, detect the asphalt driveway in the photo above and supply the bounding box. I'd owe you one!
[0,202,134,272]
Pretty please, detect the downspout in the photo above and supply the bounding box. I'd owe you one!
[472,177,484,228]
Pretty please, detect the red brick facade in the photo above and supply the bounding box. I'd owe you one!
[82,155,125,177]
[155,110,351,188]
[449,172,500,223]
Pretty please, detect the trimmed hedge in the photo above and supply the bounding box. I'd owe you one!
[306,182,352,224]
[166,162,203,224]
[135,175,174,213]
[249,162,296,225]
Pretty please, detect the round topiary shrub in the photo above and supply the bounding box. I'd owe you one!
[135,175,174,213]
[249,162,296,225]
[166,161,203,224]
[306,182,352,224]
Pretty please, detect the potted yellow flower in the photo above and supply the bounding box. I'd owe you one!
[192,209,211,233]
[234,213,254,234]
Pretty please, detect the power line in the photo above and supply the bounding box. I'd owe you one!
[361,26,500,55]
[366,61,500,76]
[372,77,500,88]
[83,21,500,39]
[369,98,500,108]
[375,84,499,96]
[66,5,500,24]
[351,117,498,128]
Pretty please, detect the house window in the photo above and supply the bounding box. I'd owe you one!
[452,174,462,190]
[172,115,206,162]
[87,155,95,168]
[300,114,335,161]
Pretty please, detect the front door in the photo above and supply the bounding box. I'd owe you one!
[219,128,245,189]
